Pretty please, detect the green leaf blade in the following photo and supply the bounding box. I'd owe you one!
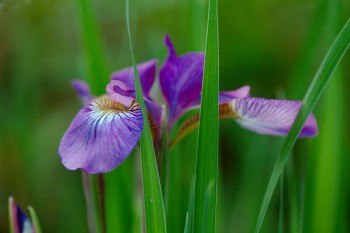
[255,18,350,233]
[28,206,43,233]
[125,1,167,232]
[193,0,219,232]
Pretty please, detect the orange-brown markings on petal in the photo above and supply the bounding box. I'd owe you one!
[147,112,157,141]
[169,102,238,148]
[94,95,157,139]
[92,95,140,112]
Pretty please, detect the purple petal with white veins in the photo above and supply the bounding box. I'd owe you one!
[160,35,205,128]
[59,96,143,174]
[231,97,318,137]
[110,59,157,97]
[71,80,94,105]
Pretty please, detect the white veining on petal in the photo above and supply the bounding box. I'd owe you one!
[59,95,143,173]
[230,97,317,137]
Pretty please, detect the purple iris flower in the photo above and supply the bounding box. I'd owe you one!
[160,35,317,140]
[59,60,163,174]
[59,35,318,174]
[9,197,34,233]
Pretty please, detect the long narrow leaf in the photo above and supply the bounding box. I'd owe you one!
[254,18,350,233]
[125,1,167,232]
[28,206,43,233]
[193,0,219,232]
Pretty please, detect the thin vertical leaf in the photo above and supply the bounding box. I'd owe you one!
[28,206,43,233]
[184,179,196,233]
[193,0,219,232]
[286,158,300,233]
[82,171,102,233]
[125,1,167,232]
[254,18,350,233]
[9,197,16,233]
[77,0,108,95]
[278,172,284,233]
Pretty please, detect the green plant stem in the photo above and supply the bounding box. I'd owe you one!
[82,172,101,233]
[97,174,106,233]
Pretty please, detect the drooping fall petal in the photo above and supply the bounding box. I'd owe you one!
[59,96,143,174]
[232,97,318,137]
[170,97,318,147]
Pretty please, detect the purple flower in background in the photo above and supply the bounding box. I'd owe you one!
[59,35,318,174]
[9,197,34,233]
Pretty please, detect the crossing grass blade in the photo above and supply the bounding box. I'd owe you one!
[254,18,350,233]
[126,0,167,232]
[193,0,219,232]
[28,206,43,233]
[77,0,108,95]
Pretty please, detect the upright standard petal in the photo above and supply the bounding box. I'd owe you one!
[71,80,94,105]
[231,97,318,137]
[59,96,143,174]
[160,35,205,128]
[9,197,34,233]
[110,59,157,97]
[106,80,136,107]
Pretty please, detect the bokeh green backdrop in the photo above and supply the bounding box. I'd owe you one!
[0,0,349,232]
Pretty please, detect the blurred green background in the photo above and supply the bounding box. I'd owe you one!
[0,0,349,232]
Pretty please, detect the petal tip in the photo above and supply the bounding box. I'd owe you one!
[165,34,176,57]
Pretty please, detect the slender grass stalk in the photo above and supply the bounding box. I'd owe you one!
[160,108,170,214]
[8,197,15,233]
[193,0,219,232]
[28,206,43,233]
[82,172,101,233]
[77,0,108,95]
[278,172,284,233]
[254,18,350,233]
[97,174,106,233]
[285,157,300,233]
[184,179,196,233]
[126,1,167,232]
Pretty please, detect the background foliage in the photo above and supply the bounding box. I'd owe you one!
[0,0,349,232]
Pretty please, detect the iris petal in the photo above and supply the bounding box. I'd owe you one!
[106,80,136,107]
[59,96,143,174]
[110,59,157,98]
[219,85,250,104]
[71,80,94,105]
[160,35,205,128]
[232,97,318,137]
